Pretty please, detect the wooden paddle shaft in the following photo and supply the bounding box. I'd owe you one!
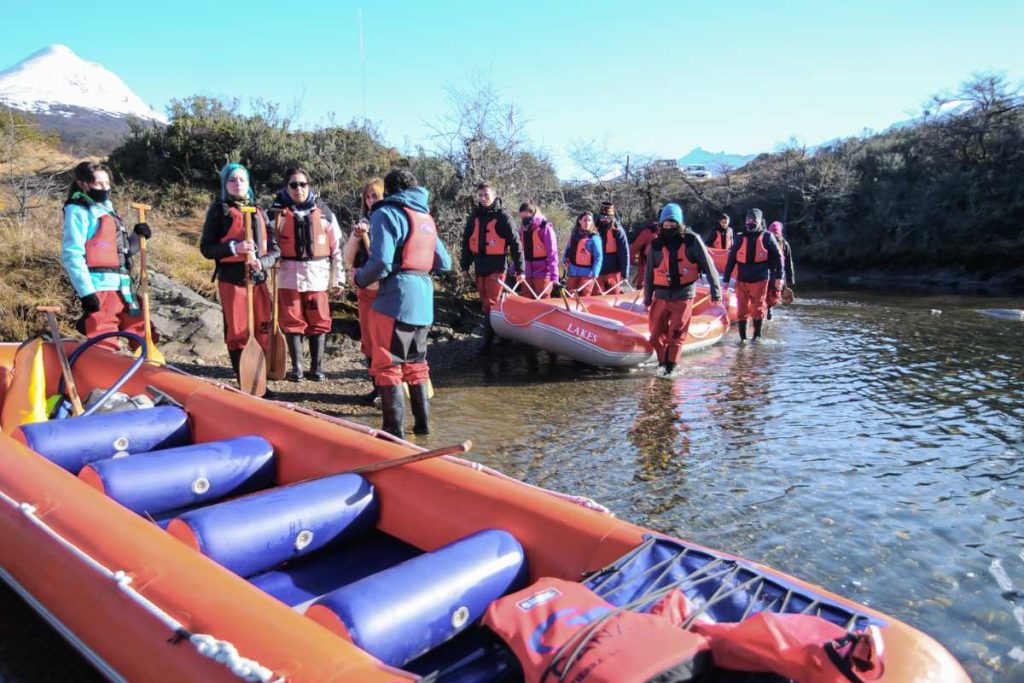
[347,440,471,475]
[130,203,156,355]
[241,207,257,339]
[36,306,85,416]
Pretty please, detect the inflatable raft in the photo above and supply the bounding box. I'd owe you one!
[0,341,968,681]
[490,285,731,367]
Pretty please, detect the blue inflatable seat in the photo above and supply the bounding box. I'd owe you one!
[167,472,378,578]
[79,436,276,517]
[15,406,191,474]
[304,529,527,668]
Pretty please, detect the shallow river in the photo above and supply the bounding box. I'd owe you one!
[3,285,1023,681]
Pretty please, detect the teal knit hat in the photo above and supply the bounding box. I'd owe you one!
[219,163,254,202]
[659,203,684,225]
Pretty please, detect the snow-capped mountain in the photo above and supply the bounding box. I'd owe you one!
[678,147,757,172]
[0,44,166,123]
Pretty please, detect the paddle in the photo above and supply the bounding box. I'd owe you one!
[238,207,267,397]
[36,306,85,416]
[782,287,794,305]
[346,439,471,475]
[266,210,287,381]
[130,203,166,365]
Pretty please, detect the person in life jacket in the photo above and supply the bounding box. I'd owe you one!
[460,182,525,352]
[200,163,280,384]
[268,168,344,382]
[344,177,384,405]
[516,200,559,298]
[706,212,734,250]
[482,577,710,683]
[562,212,603,296]
[61,161,154,351]
[722,208,783,343]
[355,170,451,438]
[644,203,722,376]
[594,201,630,294]
[764,220,796,321]
[629,218,660,289]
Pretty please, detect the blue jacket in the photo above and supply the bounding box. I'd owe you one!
[61,199,135,298]
[563,231,603,278]
[355,187,452,326]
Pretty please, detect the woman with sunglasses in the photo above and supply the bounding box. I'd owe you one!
[343,177,384,403]
[268,167,345,381]
[200,163,280,384]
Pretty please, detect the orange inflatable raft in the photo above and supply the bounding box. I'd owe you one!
[0,341,969,681]
[490,285,732,367]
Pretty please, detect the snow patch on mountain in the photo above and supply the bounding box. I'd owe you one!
[0,44,166,124]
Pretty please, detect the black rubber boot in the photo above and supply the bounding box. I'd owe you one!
[228,349,242,380]
[361,384,380,407]
[308,334,326,381]
[663,361,676,376]
[409,383,430,435]
[766,307,773,321]
[738,321,748,342]
[479,318,496,354]
[285,334,304,381]
[378,384,405,438]
[752,318,763,341]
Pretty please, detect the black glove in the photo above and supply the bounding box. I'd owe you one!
[133,222,152,238]
[80,293,101,313]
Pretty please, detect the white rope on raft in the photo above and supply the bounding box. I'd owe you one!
[0,490,284,682]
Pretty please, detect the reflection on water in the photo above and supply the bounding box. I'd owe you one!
[390,286,1024,682]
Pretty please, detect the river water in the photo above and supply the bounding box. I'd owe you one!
[3,285,1023,681]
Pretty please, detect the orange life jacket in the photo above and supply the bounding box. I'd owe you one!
[482,578,709,683]
[602,226,619,254]
[84,213,128,271]
[468,217,506,256]
[219,206,268,263]
[399,207,437,273]
[710,228,733,250]
[278,207,334,260]
[522,223,548,261]
[653,239,701,287]
[736,231,769,264]
[568,233,593,267]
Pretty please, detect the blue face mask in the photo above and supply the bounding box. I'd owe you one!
[87,188,109,203]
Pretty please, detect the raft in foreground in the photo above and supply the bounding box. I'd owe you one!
[0,341,968,681]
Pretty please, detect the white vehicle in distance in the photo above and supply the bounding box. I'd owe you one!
[683,164,712,178]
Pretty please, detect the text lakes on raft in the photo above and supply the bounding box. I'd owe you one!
[565,322,599,344]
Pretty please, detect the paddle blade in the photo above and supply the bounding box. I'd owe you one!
[239,339,267,397]
[782,287,794,305]
[267,330,287,380]
[133,340,166,365]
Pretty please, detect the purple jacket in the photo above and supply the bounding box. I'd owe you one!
[519,214,559,280]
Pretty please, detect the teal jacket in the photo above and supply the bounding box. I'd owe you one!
[354,187,452,326]
[61,199,135,300]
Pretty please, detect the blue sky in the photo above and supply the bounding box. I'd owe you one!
[3,0,1022,177]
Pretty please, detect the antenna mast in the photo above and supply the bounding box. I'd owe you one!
[358,10,367,122]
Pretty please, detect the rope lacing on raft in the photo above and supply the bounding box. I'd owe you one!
[1,492,284,682]
[547,540,870,683]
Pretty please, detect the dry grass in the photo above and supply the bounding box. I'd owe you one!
[0,199,216,342]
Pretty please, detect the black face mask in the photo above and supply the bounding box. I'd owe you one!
[745,221,756,230]
[87,188,110,203]
[522,217,533,227]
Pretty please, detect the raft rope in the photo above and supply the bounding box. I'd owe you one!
[0,489,284,682]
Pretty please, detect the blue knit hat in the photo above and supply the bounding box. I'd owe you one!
[219,162,255,202]
[659,203,684,225]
